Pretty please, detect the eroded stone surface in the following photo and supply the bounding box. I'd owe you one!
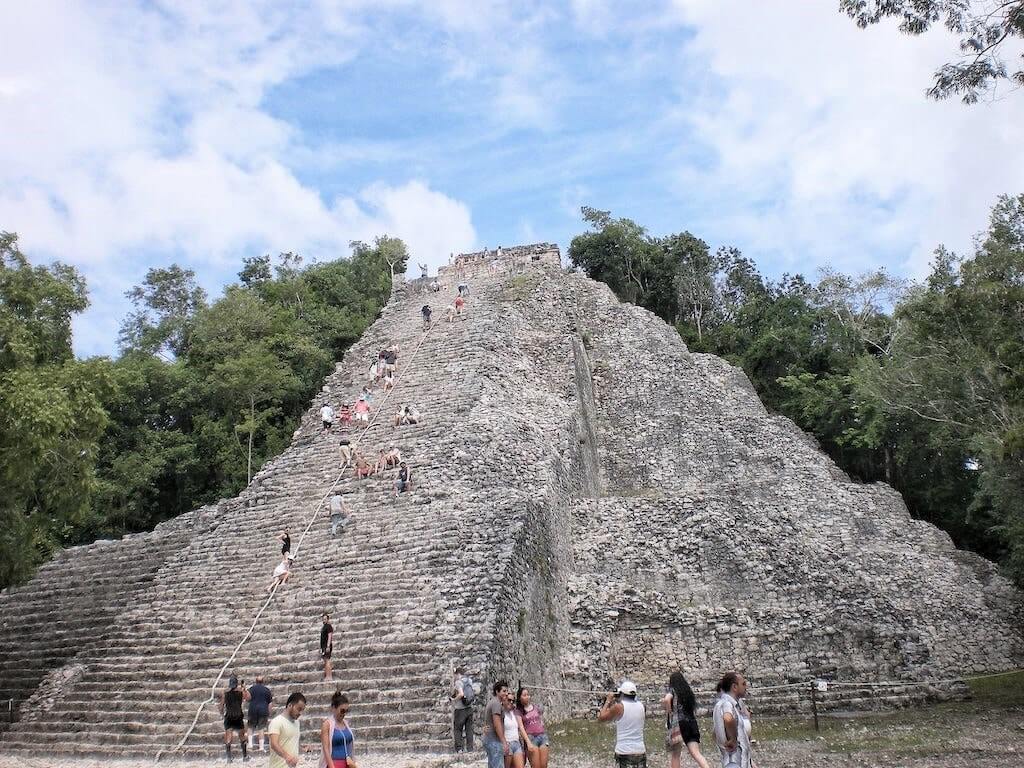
[0,247,1020,759]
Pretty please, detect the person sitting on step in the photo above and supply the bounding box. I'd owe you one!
[393,461,412,497]
[268,553,294,592]
[353,396,370,423]
[337,403,352,427]
[394,404,420,426]
[430,279,441,293]
[381,446,402,470]
[355,456,374,479]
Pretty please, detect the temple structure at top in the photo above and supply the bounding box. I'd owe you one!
[441,242,561,276]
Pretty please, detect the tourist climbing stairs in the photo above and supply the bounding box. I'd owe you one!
[0,268,510,757]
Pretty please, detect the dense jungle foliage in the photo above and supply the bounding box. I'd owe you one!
[0,235,407,588]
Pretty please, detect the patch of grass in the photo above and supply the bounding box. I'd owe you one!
[545,674,1024,759]
[966,669,1024,706]
[505,274,537,302]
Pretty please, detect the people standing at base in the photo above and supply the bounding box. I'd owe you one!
[220,674,250,762]
[501,695,529,768]
[451,667,476,753]
[320,403,334,431]
[712,673,753,768]
[482,680,513,768]
[247,676,273,753]
[598,680,647,767]
[269,691,306,768]
[320,690,356,768]
[664,672,709,768]
[516,687,549,768]
[321,614,334,681]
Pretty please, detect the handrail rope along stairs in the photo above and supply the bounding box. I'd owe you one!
[157,306,437,762]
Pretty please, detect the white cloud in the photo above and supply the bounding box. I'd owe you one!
[0,1,482,355]
[665,0,1024,278]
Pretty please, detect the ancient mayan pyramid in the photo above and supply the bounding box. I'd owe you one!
[1,244,1021,757]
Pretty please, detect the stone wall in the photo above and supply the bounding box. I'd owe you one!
[2,249,1022,759]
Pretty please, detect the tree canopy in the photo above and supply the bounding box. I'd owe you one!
[0,236,403,589]
[571,196,1024,585]
[840,0,1024,103]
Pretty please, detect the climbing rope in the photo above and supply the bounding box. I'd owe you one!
[157,311,437,761]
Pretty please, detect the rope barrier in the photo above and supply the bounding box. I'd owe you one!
[157,313,436,761]
[523,667,1024,704]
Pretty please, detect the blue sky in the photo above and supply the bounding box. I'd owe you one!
[3,1,1023,356]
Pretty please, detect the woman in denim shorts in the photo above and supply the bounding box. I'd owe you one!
[516,687,549,768]
[502,697,528,767]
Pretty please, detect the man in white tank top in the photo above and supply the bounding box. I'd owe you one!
[598,680,647,767]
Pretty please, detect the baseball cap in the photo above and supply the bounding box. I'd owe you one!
[617,680,638,696]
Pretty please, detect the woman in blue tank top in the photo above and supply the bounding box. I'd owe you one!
[319,691,355,768]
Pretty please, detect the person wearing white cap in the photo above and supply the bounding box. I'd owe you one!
[598,679,647,766]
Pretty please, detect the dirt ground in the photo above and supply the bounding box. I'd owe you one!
[3,678,1022,768]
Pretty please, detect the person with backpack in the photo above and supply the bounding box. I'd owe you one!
[663,672,709,768]
[219,673,251,762]
[421,304,432,329]
[451,666,476,753]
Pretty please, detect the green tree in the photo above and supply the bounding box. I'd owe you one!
[209,349,300,485]
[0,233,109,587]
[119,265,207,358]
[857,194,1024,577]
[840,0,1024,102]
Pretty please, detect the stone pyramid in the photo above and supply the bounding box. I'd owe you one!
[0,244,1020,758]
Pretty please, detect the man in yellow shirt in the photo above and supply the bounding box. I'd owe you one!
[269,692,306,768]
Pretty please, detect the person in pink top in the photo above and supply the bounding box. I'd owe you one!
[515,687,549,768]
[353,397,370,423]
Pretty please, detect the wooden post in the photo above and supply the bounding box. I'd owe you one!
[810,681,820,732]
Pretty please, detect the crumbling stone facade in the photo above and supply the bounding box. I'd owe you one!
[0,247,1021,758]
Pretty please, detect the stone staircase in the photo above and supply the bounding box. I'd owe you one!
[0,265,548,758]
[1,249,1022,759]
